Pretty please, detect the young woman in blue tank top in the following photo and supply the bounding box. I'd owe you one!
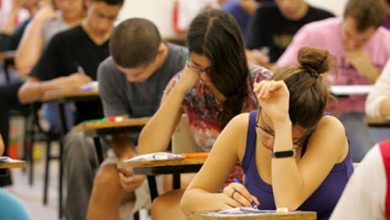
[181,47,354,220]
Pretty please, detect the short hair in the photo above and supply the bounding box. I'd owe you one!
[271,47,334,129]
[343,0,386,32]
[186,9,249,127]
[93,0,124,5]
[110,18,161,67]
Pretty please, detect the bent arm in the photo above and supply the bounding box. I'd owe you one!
[15,5,54,74]
[272,116,348,210]
[181,114,247,214]
[138,80,186,154]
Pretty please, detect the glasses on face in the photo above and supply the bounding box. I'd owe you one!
[255,113,308,149]
[186,59,211,74]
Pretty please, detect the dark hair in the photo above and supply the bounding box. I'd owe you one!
[271,47,333,129]
[93,0,124,5]
[187,9,249,127]
[109,18,161,68]
[343,0,386,32]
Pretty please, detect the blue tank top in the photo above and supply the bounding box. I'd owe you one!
[242,111,354,220]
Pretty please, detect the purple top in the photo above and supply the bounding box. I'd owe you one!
[242,111,353,220]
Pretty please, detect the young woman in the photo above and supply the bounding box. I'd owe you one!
[181,47,353,220]
[137,9,270,219]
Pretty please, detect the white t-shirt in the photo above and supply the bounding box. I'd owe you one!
[366,59,390,117]
[330,145,386,220]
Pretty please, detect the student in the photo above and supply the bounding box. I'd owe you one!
[221,0,258,39]
[0,134,31,220]
[0,0,40,52]
[330,139,390,220]
[80,18,187,220]
[181,47,353,220]
[15,0,86,74]
[277,0,390,162]
[246,0,333,63]
[137,9,271,220]
[0,0,86,187]
[17,0,123,219]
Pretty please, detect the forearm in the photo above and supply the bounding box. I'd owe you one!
[18,77,67,103]
[111,134,137,160]
[138,85,187,154]
[181,189,224,215]
[15,20,45,73]
[361,65,380,84]
[379,98,390,116]
[272,118,304,210]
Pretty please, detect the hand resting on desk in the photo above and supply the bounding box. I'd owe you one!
[118,166,145,193]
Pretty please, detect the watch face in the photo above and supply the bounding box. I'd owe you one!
[272,150,295,158]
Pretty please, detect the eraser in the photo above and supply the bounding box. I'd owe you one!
[276,207,288,213]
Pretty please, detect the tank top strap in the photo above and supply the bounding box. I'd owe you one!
[242,110,258,171]
[379,139,390,218]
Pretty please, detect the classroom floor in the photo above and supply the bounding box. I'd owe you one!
[3,143,151,220]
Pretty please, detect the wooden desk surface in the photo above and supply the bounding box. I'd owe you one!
[364,116,390,127]
[190,211,316,220]
[0,159,26,169]
[72,117,150,133]
[118,157,206,169]
[41,89,99,102]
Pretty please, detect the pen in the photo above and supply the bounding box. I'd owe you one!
[77,65,86,75]
[233,178,258,209]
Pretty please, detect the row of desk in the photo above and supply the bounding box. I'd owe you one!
[2,82,387,219]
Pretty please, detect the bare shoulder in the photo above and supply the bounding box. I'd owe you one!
[317,115,345,133]
[312,115,348,162]
[222,113,251,159]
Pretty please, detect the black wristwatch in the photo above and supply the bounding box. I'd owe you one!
[272,149,296,158]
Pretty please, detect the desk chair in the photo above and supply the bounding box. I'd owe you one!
[20,103,62,205]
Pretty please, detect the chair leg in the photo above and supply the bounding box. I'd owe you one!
[28,138,34,186]
[43,138,52,205]
[133,211,140,220]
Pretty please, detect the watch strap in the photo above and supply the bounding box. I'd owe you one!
[272,149,296,158]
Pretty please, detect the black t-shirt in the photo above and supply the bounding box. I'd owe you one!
[246,3,334,63]
[31,25,107,123]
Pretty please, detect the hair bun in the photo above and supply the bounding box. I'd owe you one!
[297,47,332,77]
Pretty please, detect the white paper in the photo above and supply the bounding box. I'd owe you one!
[330,85,372,95]
[123,152,184,163]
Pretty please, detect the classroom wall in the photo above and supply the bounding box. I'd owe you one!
[117,0,348,37]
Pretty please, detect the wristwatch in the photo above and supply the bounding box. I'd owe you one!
[272,149,296,158]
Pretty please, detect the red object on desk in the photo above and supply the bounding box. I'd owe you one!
[182,152,208,159]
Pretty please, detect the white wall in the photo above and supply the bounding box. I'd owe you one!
[306,0,348,16]
[117,0,348,37]
[117,0,176,36]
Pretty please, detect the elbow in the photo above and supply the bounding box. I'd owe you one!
[180,190,192,216]
[18,84,34,104]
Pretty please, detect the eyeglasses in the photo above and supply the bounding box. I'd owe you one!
[255,113,309,149]
[186,59,211,74]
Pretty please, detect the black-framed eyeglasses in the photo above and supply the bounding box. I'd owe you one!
[255,112,311,149]
[186,59,211,74]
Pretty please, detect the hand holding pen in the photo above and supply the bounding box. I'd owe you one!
[222,178,260,209]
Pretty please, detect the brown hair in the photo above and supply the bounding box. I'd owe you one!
[271,47,333,129]
[110,18,161,68]
[187,9,249,127]
[343,0,386,32]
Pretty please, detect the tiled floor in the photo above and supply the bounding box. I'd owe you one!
[3,144,150,220]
